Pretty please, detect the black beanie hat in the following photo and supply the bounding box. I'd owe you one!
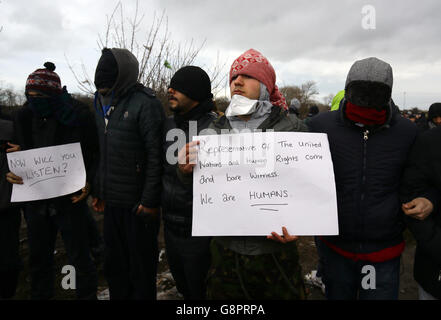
[94,48,119,90]
[169,66,213,102]
[428,103,441,121]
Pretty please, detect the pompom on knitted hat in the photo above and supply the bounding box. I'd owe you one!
[229,49,287,110]
[26,62,62,95]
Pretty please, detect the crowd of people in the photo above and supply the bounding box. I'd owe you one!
[0,48,440,301]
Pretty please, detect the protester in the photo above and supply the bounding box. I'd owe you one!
[178,49,307,300]
[288,98,300,116]
[307,105,319,118]
[91,48,165,300]
[308,57,417,300]
[427,103,441,129]
[6,62,98,300]
[330,90,345,111]
[304,104,320,125]
[162,66,217,300]
[0,107,21,299]
[414,111,429,132]
[401,126,441,300]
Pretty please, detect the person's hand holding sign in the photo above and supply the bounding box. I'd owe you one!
[6,172,23,185]
[267,227,299,243]
[71,182,91,204]
[6,142,20,153]
[5,143,23,185]
[178,141,200,175]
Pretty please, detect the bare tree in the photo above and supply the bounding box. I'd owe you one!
[280,81,320,118]
[67,1,226,107]
[0,84,26,107]
[323,93,334,107]
[214,96,230,114]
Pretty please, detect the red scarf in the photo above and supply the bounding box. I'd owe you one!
[345,101,387,125]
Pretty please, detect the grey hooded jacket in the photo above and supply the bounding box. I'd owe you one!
[93,48,165,208]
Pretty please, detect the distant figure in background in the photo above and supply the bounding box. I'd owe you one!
[331,90,345,111]
[304,104,320,126]
[288,98,300,116]
[0,106,21,299]
[307,105,320,118]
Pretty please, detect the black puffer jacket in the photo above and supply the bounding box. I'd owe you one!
[161,99,217,235]
[93,85,165,208]
[93,48,165,208]
[400,126,441,299]
[308,100,417,254]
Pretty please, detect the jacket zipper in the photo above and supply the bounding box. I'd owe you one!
[359,129,369,252]
[102,113,109,200]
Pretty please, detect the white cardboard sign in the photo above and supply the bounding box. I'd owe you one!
[192,132,339,236]
[7,143,86,202]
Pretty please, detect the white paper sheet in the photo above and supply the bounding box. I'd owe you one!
[192,132,339,236]
[7,143,86,202]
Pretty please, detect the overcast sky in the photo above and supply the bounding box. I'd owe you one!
[1,0,440,109]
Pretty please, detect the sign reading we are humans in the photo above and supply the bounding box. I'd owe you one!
[7,143,86,202]
[192,132,339,237]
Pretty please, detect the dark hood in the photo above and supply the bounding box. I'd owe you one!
[428,103,441,121]
[98,48,140,98]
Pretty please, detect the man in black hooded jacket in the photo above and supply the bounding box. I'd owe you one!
[92,48,165,300]
[162,66,216,300]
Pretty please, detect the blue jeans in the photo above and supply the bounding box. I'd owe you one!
[317,239,400,300]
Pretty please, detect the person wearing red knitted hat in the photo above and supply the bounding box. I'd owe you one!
[177,49,308,300]
[6,62,99,299]
[25,62,62,96]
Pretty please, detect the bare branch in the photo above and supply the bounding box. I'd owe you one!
[67,1,226,106]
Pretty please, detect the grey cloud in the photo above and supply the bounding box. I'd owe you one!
[156,0,441,64]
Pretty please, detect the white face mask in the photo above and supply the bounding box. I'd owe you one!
[225,94,259,117]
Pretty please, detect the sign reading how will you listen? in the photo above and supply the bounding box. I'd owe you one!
[7,143,86,202]
[192,132,339,237]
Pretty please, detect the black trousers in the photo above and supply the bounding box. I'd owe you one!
[164,224,211,300]
[0,207,21,299]
[103,205,159,300]
[24,201,97,300]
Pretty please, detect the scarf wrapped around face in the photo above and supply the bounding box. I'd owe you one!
[229,48,288,110]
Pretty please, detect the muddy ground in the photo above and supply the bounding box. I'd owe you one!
[12,208,418,300]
